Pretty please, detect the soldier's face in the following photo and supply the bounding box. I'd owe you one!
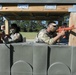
[49,25,57,32]
[10,28,16,34]
[1,27,5,31]
[1,26,5,31]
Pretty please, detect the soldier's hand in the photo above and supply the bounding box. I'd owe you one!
[58,30,65,36]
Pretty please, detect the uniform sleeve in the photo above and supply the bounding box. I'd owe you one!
[8,33,21,43]
[39,32,54,45]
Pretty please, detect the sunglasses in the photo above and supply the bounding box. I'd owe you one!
[52,25,57,27]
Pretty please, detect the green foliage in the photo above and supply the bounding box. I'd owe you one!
[11,20,45,32]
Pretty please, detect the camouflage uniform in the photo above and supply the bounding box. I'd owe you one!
[35,29,57,45]
[2,23,23,43]
[2,33,23,43]
[8,33,23,43]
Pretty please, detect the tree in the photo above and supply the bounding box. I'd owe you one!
[10,20,46,32]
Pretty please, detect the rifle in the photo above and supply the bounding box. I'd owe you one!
[56,25,76,33]
[56,25,76,38]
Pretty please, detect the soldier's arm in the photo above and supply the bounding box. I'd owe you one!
[40,33,55,45]
[40,31,65,45]
[8,33,21,43]
[51,31,65,44]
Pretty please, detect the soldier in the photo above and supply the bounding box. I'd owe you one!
[35,22,65,45]
[1,25,5,32]
[0,25,5,43]
[2,23,23,43]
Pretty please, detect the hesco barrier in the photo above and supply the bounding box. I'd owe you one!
[0,42,76,75]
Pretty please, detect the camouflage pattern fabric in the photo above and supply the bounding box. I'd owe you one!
[35,29,54,45]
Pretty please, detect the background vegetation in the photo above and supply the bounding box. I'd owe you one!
[11,20,47,32]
